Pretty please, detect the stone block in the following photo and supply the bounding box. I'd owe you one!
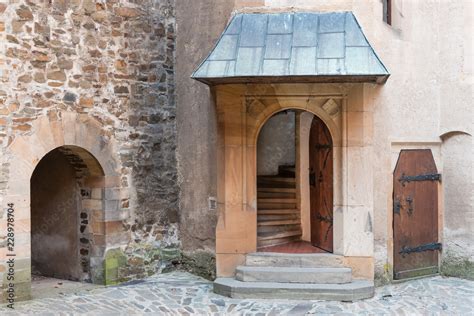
[90,188,103,200]
[343,256,374,280]
[82,199,102,210]
[216,253,246,277]
[104,221,125,235]
[104,188,121,200]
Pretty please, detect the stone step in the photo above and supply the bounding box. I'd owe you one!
[258,198,297,204]
[257,214,299,221]
[257,227,302,237]
[257,192,296,198]
[257,235,301,248]
[257,219,300,226]
[258,209,299,215]
[214,278,374,301]
[257,176,296,183]
[258,202,297,209]
[246,252,344,268]
[235,266,352,284]
[257,187,296,193]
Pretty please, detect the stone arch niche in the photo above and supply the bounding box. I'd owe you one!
[31,145,105,283]
[214,84,375,279]
[1,111,127,301]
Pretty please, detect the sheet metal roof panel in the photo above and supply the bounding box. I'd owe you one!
[268,13,293,34]
[290,47,317,75]
[225,14,243,35]
[318,12,345,33]
[239,14,267,47]
[208,35,239,61]
[345,13,369,46]
[292,13,318,47]
[192,12,389,84]
[265,34,292,59]
[317,33,345,58]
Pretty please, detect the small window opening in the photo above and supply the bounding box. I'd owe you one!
[383,0,392,25]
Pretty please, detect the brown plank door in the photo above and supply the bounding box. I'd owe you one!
[393,149,441,279]
[309,116,333,252]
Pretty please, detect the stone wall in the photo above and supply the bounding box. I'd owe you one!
[0,0,180,300]
[257,111,295,176]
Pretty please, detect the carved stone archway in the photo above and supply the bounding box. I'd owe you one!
[214,83,376,279]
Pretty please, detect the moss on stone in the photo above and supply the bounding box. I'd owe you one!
[161,248,181,261]
[104,248,128,285]
[441,256,474,280]
[171,250,216,280]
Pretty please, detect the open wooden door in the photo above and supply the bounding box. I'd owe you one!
[393,149,441,279]
[309,116,333,252]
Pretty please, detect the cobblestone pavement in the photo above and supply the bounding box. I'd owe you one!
[2,272,473,315]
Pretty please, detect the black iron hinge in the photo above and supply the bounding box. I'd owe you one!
[399,173,441,186]
[399,242,442,257]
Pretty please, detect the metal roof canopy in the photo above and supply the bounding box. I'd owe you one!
[192,12,389,85]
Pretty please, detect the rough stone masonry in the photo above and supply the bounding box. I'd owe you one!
[0,0,186,299]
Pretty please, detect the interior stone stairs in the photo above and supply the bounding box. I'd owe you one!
[214,252,375,301]
[257,165,302,248]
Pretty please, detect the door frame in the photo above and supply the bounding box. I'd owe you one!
[214,84,376,279]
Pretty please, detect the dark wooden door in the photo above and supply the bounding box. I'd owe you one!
[393,149,441,279]
[309,116,333,252]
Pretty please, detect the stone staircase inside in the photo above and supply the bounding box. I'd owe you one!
[214,252,375,301]
[257,165,302,248]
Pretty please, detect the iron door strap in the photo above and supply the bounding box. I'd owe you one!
[399,242,442,257]
[399,173,441,186]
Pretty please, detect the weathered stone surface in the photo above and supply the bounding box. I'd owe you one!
[47,70,66,81]
[79,97,94,108]
[115,7,141,18]
[18,74,32,83]
[16,6,33,20]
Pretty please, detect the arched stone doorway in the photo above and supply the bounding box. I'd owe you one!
[255,110,335,253]
[1,111,126,301]
[31,145,105,282]
[214,84,376,280]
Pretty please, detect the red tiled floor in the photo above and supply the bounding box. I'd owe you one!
[258,241,328,253]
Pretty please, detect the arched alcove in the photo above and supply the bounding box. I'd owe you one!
[31,145,105,282]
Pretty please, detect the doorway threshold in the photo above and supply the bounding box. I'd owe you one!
[257,241,329,254]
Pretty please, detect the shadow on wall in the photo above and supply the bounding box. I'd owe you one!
[257,111,296,176]
[440,132,474,279]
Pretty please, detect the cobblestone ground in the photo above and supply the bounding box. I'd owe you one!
[2,272,473,315]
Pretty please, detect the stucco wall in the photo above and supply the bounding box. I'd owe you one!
[257,111,295,176]
[175,0,235,252]
[441,134,473,278]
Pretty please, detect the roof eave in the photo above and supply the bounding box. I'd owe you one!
[191,74,390,86]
